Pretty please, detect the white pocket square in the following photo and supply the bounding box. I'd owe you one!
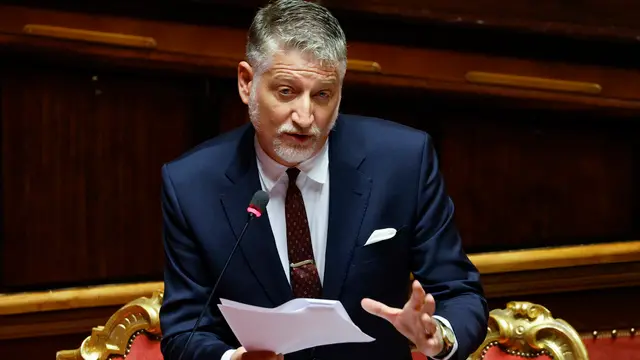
[364,228,397,246]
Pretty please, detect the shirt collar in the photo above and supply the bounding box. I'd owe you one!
[255,136,329,192]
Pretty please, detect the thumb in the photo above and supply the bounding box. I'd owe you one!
[361,298,400,323]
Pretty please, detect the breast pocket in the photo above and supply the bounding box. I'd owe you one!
[352,226,410,268]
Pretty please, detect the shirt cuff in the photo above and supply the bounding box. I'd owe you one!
[221,349,236,360]
[431,315,458,360]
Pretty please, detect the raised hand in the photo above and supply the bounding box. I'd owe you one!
[361,280,444,356]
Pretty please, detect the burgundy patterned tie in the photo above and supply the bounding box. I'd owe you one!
[285,168,322,298]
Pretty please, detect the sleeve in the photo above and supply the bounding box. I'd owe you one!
[410,133,489,360]
[159,163,238,360]
[431,316,458,360]
[221,349,236,360]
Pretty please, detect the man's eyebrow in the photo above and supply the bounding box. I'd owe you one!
[270,72,337,83]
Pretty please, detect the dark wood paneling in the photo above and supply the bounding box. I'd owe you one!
[440,109,639,252]
[0,58,218,291]
[0,333,88,359]
[319,0,639,29]
[12,0,637,45]
[3,4,640,111]
[0,305,120,358]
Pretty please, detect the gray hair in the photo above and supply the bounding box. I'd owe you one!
[246,0,347,80]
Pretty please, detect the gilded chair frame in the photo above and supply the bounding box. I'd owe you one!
[56,290,163,360]
[468,301,589,360]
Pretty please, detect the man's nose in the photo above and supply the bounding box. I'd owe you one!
[292,96,314,127]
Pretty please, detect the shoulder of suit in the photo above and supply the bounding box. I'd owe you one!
[338,113,431,150]
[162,124,249,181]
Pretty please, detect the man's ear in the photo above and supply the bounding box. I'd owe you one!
[238,61,254,105]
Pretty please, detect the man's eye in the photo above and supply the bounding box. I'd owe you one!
[317,91,330,99]
[278,88,292,95]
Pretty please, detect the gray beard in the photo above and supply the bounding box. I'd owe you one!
[248,86,339,165]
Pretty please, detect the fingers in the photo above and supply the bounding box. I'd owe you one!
[240,350,280,360]
[422,336,444,356]
[429,329,445,354]
[420,293,436,336]
[231,347,247,360]
[421,313,437,336]
[361,298,401,323]
[407,280,426,310]
[413,316,443,357]
[422,293,436,315]
[408,281,436,317]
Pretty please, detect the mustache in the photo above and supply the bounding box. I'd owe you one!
[277,123,321,136]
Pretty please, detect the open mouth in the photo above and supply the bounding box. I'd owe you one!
[283,133,312,143]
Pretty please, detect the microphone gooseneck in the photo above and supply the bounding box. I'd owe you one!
[177,190,270,360]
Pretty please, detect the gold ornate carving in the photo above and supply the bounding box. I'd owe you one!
[56,290,163,360]
[468,301,589,360]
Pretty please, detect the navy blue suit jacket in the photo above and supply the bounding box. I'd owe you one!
[159,114,488,360]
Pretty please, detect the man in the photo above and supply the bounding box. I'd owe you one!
[159,1,488,359]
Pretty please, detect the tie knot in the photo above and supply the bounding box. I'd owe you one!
[286,167,301,182]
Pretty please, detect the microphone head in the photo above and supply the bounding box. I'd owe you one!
[247,190,270,217]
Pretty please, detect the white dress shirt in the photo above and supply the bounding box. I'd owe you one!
[221,137,457,360]
[254,136,331,284]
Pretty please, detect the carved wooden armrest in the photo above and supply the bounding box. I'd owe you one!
[56,290,163,360]
[468,301,589,360]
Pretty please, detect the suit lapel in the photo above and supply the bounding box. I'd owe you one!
[220,125,292,306]
[322,119,372,300]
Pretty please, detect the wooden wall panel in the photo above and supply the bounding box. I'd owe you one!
[318,0,639,29]
[0,58,219,291]
[0,333,88,359]
[439,110,639,252]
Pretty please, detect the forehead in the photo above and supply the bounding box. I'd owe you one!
[263,50,339,82]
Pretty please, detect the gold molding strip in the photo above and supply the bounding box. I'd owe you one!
[0,282,161,316]
[22,24,157,49]
[465,71,602,95]
[347,59,382,73]
[473,240,640,274]
[1,241,639,316]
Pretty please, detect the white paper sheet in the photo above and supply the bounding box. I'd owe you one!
[218,298,375,354]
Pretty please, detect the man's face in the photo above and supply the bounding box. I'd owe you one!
[238,50,341,166]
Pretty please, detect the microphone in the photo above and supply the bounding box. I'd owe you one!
[177,190,270,360]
